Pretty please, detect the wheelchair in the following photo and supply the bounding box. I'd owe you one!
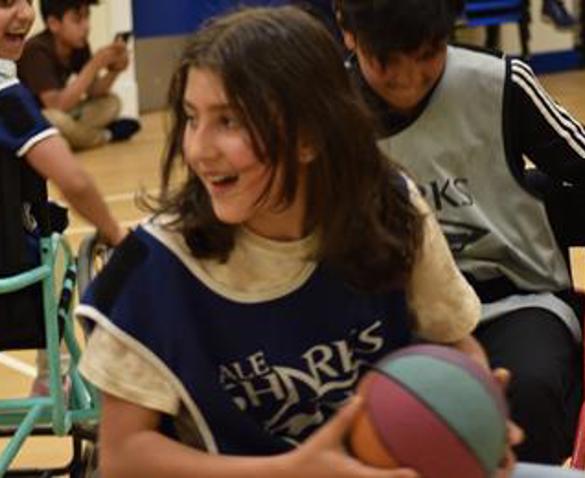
[0,150,99,477]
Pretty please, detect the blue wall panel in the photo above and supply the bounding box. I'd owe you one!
[132,0,287,39]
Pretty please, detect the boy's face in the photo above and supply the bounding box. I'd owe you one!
[0,0,34,61]
[50,5,91,49]
[349,35,447,114]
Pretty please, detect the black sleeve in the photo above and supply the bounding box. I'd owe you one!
[506,58,585,187]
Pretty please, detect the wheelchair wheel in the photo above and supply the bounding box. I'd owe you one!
[76,233,113,337]
[70,441,99,478]
[77,233,113,292]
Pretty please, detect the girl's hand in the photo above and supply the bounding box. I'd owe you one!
[493,368,525,478]
[283,397,419,478]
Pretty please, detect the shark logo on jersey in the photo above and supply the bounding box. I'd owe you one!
[418,177,474,211]
[440,220,489,252]
[218,320,386,444]
[415,177,490,252]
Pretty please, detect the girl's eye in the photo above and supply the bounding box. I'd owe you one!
[185,114,198,129]
[0,0,16,8]
[220,115,241,130]
[183,106,196,123]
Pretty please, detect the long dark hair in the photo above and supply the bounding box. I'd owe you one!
[150,6,423,292]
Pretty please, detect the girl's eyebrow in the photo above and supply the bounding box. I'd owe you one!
[183,99,233,113]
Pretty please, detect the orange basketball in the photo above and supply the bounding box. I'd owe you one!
[349,345,508,478]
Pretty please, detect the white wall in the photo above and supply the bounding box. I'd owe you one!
[92,0,139,118]
[30,0,139,117]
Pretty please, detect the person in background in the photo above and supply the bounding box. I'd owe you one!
[0,0,125,395]
[17,0,140,151]
[335,0,584,465]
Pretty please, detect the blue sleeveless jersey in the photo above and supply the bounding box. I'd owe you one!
[82,226,412,454]
[0,79,56,157]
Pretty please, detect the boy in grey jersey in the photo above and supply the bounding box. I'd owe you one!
[335,0,585,465]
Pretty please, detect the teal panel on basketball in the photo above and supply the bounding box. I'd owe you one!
[377,355,507,472]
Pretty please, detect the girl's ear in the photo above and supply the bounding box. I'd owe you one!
[341,30,356,51]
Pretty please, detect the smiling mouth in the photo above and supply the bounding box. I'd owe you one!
[5,32,26,42]
[206,174,239,194]
[210,174,238,185]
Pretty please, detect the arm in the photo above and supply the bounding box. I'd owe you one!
[404,190,519,472]
[88,41,129,98]
[508,59,585,186]
[100,393,281,478]
[25,135,124,245]
[81,327,415,478]
[40,45,124,111]
[87,69,120,98]
[100,393,417,478]
[449,335,489,368]
[405,182,487,366]
[406,183,481,345]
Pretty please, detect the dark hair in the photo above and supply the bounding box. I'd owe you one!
[40,0,99,22]
[336,0,463,65]
[150,6,423,292]
[289,0,340,39]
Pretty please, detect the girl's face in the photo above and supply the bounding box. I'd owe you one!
[182,67,309,240]
[0,0,34,61]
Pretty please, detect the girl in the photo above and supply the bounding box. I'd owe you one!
[77,6,500,477]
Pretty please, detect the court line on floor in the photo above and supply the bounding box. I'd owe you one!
[0,353,36,378]
[104,189,158,204]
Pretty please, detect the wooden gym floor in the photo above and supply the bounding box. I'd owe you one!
[0,69,584,471]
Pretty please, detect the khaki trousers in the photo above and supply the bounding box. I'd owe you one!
[43,94,121,151]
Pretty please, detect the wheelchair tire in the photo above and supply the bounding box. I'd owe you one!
[70,441,99,478]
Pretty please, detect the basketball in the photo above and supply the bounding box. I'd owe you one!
[350,345,508,478]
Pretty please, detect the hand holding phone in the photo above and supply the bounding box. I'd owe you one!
[107,32,132,72]
[114,31,132,43]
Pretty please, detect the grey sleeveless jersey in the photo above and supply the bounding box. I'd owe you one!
[378,46,579,339]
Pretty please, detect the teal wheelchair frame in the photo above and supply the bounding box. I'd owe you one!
[0,231,100,476]
[0,128,101,475]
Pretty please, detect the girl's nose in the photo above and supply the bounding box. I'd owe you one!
[183,124,217,168]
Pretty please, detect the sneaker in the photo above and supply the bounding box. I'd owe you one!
[105,118,141,142]
[542,0,576,29]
